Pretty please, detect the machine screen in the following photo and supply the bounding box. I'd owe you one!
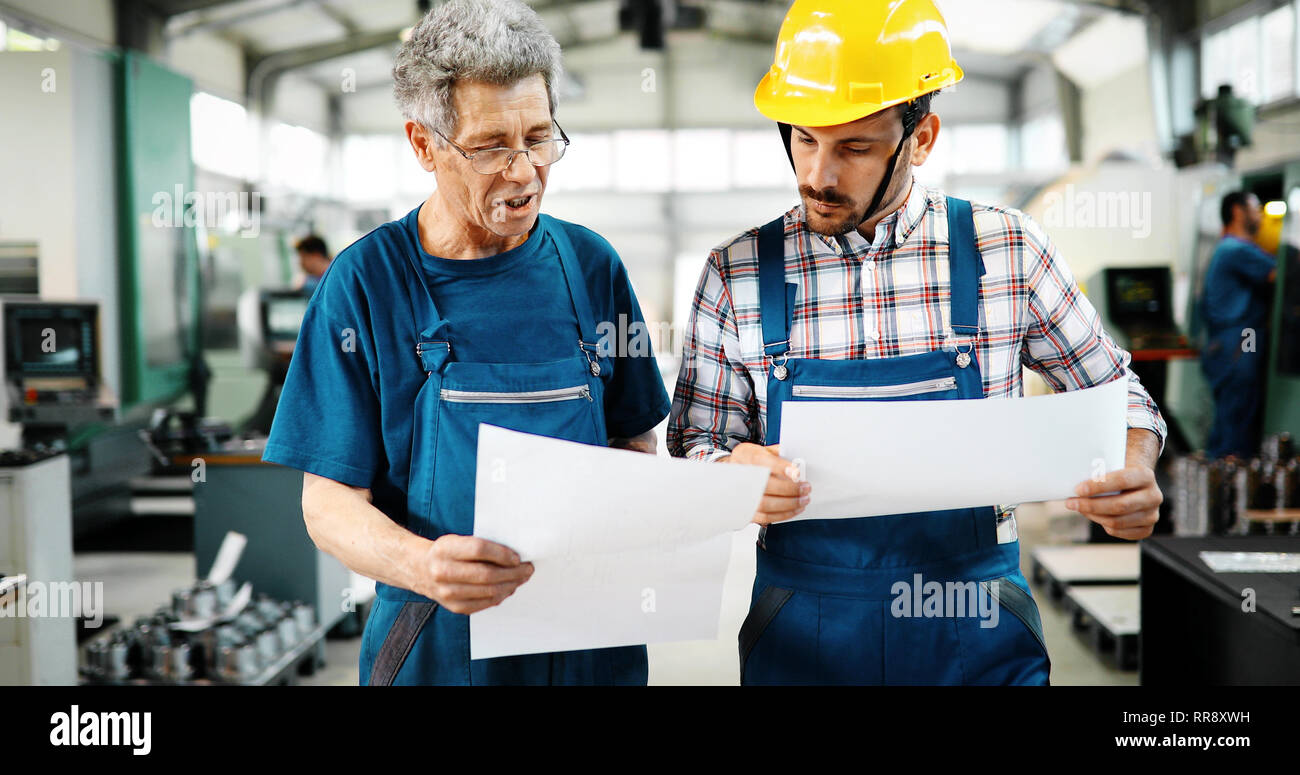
[4,304,96,378]
[265,296,309,340]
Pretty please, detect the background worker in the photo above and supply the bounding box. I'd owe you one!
[1200,191,1278,459]
[293,234,332,295]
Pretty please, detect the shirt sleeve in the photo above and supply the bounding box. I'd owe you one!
[262,266,384,488]
[667,251,757,460]
[1231,242,1277,286]
[1017,215,1169,453]
[599,248,673,440]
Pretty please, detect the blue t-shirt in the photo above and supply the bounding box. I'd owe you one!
[1203,235,1276,332]
[263,206,671,524]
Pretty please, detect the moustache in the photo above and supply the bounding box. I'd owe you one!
[799,185,851,206]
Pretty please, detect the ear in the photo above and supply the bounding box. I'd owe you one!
[405,120,438,172]
[909,112,941,166]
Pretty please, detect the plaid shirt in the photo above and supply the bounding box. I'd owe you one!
[667,182,1166,528]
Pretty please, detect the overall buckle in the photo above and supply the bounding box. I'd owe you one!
[949,324,979,369]
[580,340,602,377]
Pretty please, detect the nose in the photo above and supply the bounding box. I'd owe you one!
[501,150,537,185]
[804,146,838,193]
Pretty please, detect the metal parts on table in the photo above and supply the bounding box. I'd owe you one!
[82,581,318,684]
[1171,433,1300,537]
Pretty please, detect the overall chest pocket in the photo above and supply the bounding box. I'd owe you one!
[790,376,958,400]
[412,357,607,537]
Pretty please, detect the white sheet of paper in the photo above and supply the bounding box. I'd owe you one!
[205,531,247,585]
[1199,552,1300,573]
[470,424,768,660]
[779,378,1128,520]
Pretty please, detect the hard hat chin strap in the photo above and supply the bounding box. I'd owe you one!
[860,131,911,227]
[778,122,795,169]
[861,100,923,227]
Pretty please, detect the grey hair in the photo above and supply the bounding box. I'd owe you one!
[393,0,563,141]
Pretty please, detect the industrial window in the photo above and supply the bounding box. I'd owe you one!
[729,130,796,190]
[613,129,672,192]
[341,135,398,203]
[1020,115,1069,173]
[672,129,732,192]
[1201,3,1299,105]
[190,92,254,180]
[947,124,1012,175]
[546,132,614,192]
[1260,2,1296,103]
[265,122,329,196]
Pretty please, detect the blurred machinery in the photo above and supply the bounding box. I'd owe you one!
[0,450,78,685]
[1093,266,1198,455]
[1171,433,1299,537]
[82,584,323,685]
[236,287,308,435]
[0,298,118,449]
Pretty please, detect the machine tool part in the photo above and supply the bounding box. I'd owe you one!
[292,602,314,638]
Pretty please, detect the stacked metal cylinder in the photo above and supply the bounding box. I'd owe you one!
[1172,433,1300,536]
[83,582,316,684]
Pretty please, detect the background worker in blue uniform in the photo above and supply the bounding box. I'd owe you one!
[293,234,332,296]
[669,0,1167,685]
[263,0,670,686]
[1201,191,1277,459]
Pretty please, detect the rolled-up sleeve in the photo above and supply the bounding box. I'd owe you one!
[667,253,757,460]
[1018,217,1168,452]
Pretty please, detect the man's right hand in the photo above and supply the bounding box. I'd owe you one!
[414,534,534,614]
[719,443,810,525]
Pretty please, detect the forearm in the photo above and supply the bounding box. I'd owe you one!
[1126,427,1161,471]
[301,473,430,595]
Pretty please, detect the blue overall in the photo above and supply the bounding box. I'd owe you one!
[738,198,1051,685]
[1200,235,1276,459]
[359,218,648,685]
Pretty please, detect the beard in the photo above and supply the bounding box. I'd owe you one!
[799,185,870,237]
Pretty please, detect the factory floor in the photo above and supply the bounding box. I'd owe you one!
[73,499,1137,686]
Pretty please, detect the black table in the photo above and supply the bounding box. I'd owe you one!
[1140,536,1300,685]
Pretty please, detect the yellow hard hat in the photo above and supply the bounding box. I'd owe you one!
[754,0,965,128]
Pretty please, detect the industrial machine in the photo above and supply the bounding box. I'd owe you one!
[0,450,78,685]
[0,298,118,449]
[1171,433,1299,537]
[236,287,309,435]
[1102,267,1190,353]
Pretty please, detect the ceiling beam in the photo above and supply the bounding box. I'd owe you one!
[145,0,254,16]
[246,25,405,111]
[164,0,312,38]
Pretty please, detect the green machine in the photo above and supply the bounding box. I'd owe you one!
[116,51,201,410]
[1260,162,1300,439]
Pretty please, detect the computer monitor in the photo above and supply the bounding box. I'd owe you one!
[3,301,98,383]
[261,291,309,343]
[1104,267,1174,329]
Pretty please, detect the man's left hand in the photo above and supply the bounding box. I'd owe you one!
[1065,428,1163,540]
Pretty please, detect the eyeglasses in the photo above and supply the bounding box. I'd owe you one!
[434,121,570,175]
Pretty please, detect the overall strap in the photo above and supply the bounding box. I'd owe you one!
[545,216,605,371]
[757,216,797,358]
[397,212,452,373]
[944,196,986,339]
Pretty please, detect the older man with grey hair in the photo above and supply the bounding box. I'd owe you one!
[264,0,670,686]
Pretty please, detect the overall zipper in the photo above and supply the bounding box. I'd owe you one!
[791,376,957,398]
[439,385,593,404]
